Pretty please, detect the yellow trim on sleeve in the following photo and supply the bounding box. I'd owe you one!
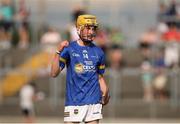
[98,74,104,78]
[98,65,105,69]
[59,57,66,63]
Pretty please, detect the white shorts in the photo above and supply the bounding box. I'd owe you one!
[64,103,103,122]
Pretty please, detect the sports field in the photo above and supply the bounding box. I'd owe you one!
[0,116,180,123]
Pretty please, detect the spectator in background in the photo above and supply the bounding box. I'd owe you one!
[20,82,36,123]
[0,0,14,50]
[109,28,125,48]
[141,59,153,102]
[158,1,168,21]
[15,0,30,49]
[71,5,87,23]
[139,28,158,59]
[152,49,168,101]
[39,27,62,76]
[164,42,179,68]
[157,20,169,37]
[176,2,180,28]
[40,27,61,54]
[162,23,180,42]
[167,0,177,15]
[166,0,177,25]
[18,25,30,49]
[107,45,123,108]
[95,28,109,53]
[153,69,168,101]
[20,81,45,123]
[157,0,180,32]
[108,45,123,69]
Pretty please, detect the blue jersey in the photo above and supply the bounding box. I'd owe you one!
[59,41,105,106]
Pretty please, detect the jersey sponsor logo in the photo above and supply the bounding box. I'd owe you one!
[72,52,80,57]
[83,65,95,70]
[74,63,96,73]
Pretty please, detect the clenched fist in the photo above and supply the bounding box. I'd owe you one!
[56,40,69,52]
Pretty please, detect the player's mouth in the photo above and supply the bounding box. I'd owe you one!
[82,34,95,39]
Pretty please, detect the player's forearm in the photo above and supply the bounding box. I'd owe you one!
[99,75,110,105]
[51,53,61,77]
[99,75,109,96]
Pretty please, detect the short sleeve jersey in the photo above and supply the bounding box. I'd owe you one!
[59,41,105,106]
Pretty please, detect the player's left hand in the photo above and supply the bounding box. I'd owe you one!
[101,92,110,105]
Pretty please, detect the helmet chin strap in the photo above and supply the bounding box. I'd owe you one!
[80,34,95,43]
[82,38,93,43]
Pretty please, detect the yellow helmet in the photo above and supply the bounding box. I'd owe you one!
[76,14,98,29]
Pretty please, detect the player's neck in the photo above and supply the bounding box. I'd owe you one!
[77,39,91,46]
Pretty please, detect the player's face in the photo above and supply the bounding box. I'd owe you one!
[80,25,97,42]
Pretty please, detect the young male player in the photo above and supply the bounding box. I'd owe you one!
[51,14,110,124]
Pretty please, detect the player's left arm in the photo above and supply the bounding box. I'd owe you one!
[99,74,110,105]
[97,51,110,105]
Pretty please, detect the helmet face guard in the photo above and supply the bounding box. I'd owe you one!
[76,15,98,42]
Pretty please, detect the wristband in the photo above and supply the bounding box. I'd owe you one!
[56,50,60,54]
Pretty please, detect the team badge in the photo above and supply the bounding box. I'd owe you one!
[74,109,78,114]
[74,63,84,73]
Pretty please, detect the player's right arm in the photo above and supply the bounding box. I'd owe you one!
[51,40,69,77]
